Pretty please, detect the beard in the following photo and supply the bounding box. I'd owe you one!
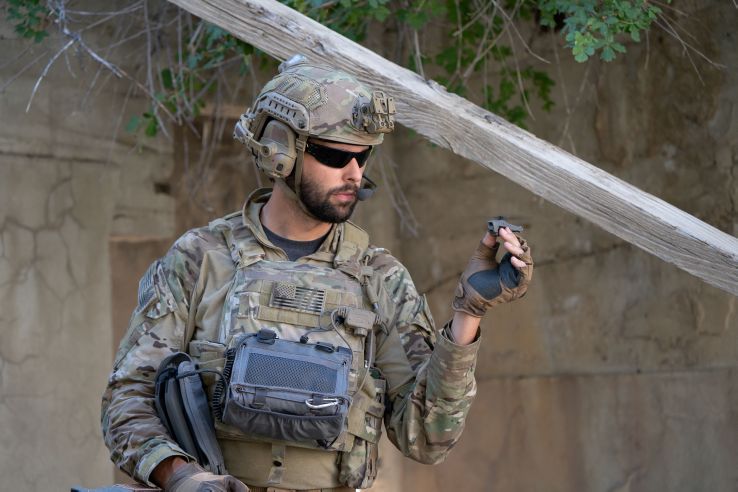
[300,175,359,223]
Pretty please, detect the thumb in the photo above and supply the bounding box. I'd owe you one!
[224,476,249,492]
[473,234,499,262]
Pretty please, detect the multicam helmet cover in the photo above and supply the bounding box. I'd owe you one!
[235,55,395,156]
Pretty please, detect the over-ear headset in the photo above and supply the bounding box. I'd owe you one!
[234,115,302,180]
[254,119,299,179]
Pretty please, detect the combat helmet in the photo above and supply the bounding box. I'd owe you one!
[234,55,396,205]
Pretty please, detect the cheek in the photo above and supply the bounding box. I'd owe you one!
[302,153,343,185]
[300,154,321,184]
[302,153,330,178]
[301,152,318,175]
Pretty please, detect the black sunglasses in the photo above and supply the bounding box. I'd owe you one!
[305,141,372,169]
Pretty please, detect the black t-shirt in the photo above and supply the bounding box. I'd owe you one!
[262,224,329,262]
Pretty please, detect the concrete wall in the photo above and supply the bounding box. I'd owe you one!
[391,3,738,491]
[0,18,175,489]
[0,2,736,491]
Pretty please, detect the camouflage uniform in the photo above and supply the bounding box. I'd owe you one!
[102,189,480,489]
[103,58,480,490]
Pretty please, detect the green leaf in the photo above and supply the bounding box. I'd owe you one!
[601,46,615,62]
[33,29,47,43]
[373,6,390,22]
[238,42,254,56]
[499,78,515,100]
[160,68,174,90]
[144,117,158,137]
[405,11,428,30]
[125,115,141,134]
[505,105,526,127]
[612,41,626,53]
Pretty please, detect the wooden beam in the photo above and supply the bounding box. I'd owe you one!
[169,0,738,296]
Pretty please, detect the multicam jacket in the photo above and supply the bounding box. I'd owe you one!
[101,189,480,489]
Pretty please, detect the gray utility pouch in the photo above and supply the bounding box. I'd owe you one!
[215,329,352,446]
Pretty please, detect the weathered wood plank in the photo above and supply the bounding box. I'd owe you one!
[169,0,738,296]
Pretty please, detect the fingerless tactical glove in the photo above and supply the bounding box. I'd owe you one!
[452,236,533,317]
[165,463,248,492]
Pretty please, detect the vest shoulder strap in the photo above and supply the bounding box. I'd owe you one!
[333,221,370,278]
[342,220,370,251]
[209,212,265,267]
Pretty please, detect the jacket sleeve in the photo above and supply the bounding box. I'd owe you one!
[370,254,480,465]
[100,229,214,485]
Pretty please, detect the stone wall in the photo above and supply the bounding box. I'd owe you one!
[0,2,736,491]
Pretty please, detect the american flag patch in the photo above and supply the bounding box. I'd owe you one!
[269,282,325,315]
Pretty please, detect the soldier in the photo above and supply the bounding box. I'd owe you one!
[101,56,533,492]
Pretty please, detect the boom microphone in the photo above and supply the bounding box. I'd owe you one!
[357,176,377,201]
[357,188,374,201]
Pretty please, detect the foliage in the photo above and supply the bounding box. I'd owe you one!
[432,0,554,126]
[5,0,49,42]
[127,23,255,136]
[538,0,666,62]
[4,0,671,134]
[282,0,554,126]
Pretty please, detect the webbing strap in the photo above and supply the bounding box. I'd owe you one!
[267,443,286,485]
[210,215,265,268]
[341,221,369,251]
[332,222,369,278]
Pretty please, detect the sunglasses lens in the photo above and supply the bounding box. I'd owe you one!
[354,148,371,167]
[322,149,352,168]
[306,143,371,169]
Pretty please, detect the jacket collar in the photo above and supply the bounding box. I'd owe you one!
[240,187,344,263]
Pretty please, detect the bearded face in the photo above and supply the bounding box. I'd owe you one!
[299,175,359,223]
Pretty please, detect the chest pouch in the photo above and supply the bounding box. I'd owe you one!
[214,328,352,447]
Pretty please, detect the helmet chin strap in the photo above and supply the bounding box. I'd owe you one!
[276,135,320,220]
[275,178,318,222]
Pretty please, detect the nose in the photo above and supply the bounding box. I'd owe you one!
[343,157,364,183]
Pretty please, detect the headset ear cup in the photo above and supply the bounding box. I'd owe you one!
[255,120,297,179]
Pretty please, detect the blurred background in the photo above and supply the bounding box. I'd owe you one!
[0,1,736,490]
